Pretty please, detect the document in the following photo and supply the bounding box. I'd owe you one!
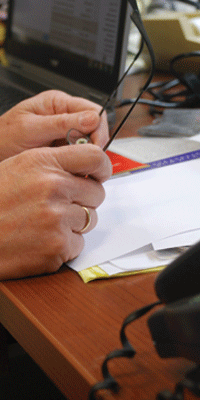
[152,229,200,250]
[100,245,183,275]
[68,158,200,277]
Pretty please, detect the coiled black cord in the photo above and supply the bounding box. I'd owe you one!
[157,364,200,399]
[88,300,161,400]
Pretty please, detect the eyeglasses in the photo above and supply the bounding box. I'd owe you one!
[67,0,156,152]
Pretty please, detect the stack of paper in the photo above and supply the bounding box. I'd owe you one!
[68,156,200,282]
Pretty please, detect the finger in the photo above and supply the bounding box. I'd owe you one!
[16,90,72,115]
[62,94,102,114]
[16,90,109,147]
[23,110,100,144]
[51,144,112,182]
[21,90,108,146]
[63,231,85,262]
[64,97,109,148]
[90,110,109,148]
[23,90,102,115]
[67,204,97,234]
[58,230,85,263]
[50,171,105,209]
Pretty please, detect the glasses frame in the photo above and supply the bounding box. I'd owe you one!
[102,1,156,151]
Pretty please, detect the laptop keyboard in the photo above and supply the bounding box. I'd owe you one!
[0,83,31,115]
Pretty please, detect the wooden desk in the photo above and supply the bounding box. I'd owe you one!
[0,72,196,400]
[0,269,195,400]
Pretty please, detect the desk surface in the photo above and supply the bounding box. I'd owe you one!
[0,72,196,400]
[0,268,195,400]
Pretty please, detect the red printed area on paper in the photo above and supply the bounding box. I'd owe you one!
[106,150,149,175]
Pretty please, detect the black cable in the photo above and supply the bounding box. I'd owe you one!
[147,79,186,102]
[88,301,161,400]
[148,78,180,92]
[169,51,200,85]
[99,39,144,117]
[147,0,200,13]
[116,97,182,108]
[177,0,200,9]
[170,0,176,11]
[115,6,200,117]
[90,3,200,399]
[103,0,156,151]
[115,52,200,112]
[88,5,157,393]
[157,364,200,399]
[121,51,200,114]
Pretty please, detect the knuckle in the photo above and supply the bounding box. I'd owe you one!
[56,114,68,131]
[39,206,61,228]
[43,177,60,197]
[41,175,69,201]
[14,150,35,169]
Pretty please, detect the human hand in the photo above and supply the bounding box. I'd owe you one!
[0,144,112,280]
[0,90,109,161]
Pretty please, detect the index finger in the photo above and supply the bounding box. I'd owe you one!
[65,97,109,147]
[89,110,109,148]
[66,95,102,114]
[28,90,109,148]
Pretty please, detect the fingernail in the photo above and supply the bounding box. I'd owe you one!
[79,111,99,127]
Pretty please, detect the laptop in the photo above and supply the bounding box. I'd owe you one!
[0,0,131,124]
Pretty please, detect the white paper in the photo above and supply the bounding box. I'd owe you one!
[109,136,200,163]
[68,158,200,272]
[190,133,200,143]
[152,229,200,250]
[99,261,124,275]
[70,222,152,272]
[109,246,184,272]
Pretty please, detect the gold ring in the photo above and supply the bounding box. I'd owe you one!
[80,206,91,233]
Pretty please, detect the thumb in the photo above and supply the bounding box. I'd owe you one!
[50,144,112,183]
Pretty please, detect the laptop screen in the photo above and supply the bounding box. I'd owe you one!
[5,0,130,103]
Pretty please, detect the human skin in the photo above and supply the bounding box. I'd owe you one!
[0,89,109,160]
[0,91,112,280]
